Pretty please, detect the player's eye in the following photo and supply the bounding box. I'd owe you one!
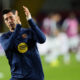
[9,16,13,20]
[5,18,8,21]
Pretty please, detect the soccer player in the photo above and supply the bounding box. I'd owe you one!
[0,6,46,80]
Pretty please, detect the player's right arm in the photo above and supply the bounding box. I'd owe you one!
[0,24,21,51]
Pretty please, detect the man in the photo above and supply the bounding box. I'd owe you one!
[62,12,79,52]
[0,6,46,80]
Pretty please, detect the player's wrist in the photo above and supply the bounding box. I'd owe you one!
[26,14,32,20]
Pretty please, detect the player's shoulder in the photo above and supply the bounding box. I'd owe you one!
[0,31,10,38]
[21,27,32,32]
[20,28,34,37]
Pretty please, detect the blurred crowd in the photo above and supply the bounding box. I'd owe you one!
[37,12,80,66]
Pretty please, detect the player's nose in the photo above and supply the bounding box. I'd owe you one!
[8,18,12,23]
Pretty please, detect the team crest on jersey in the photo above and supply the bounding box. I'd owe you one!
[22,34,27,38]
[18,42,28,53]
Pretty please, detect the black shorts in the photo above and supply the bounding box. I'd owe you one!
[10,78,25,80]
[10,77,37,80]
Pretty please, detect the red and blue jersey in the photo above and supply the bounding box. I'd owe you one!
[0,19,46,80]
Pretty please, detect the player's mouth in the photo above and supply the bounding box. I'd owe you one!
[9,23,15,30]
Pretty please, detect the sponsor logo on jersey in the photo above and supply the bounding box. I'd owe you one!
[18,42,28,53]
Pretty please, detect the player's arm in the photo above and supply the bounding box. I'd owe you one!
[23,6,46,43]
[0,24,21,51]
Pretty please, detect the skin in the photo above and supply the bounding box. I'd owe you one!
[3,6,31,32]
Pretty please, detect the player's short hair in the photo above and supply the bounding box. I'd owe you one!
[2,9,16,16]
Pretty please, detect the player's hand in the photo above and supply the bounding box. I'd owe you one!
[23,6,31,20]
[15,10,21,24]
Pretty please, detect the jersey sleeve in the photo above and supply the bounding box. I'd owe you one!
[0,24,21,51]
[28,19,46,44]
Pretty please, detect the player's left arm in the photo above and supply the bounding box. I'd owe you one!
[23,6,46,43]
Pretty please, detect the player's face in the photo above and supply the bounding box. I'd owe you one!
[3,12,16,32]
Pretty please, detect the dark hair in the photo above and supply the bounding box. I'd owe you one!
[2,9,16,16]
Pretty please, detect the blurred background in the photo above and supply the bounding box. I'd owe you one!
[0,0,80,80]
